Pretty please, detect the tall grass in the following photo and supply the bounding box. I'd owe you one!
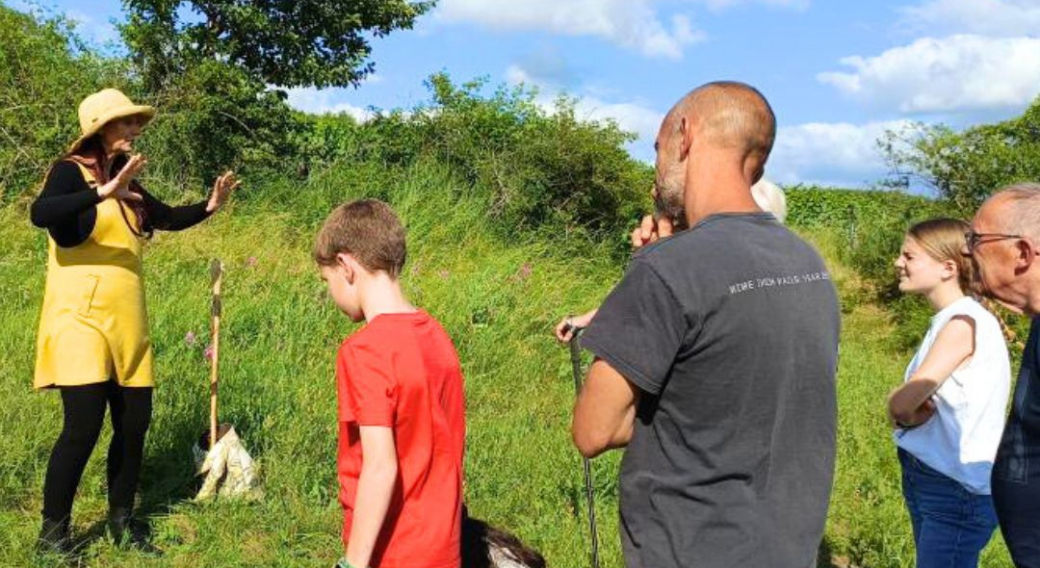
[0,163,627,567]
[0,170,1015,567]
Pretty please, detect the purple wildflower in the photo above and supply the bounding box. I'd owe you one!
[185,331,197,346]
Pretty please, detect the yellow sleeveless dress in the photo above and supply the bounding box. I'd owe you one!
[34,162,155,388]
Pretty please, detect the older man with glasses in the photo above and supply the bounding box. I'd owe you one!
[968,182,1040,568]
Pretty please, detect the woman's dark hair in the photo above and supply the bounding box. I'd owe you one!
[64,135,152,239]
[462,507,546,568]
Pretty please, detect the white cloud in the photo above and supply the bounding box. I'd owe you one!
[698,0,810,11]
[504,63,664,144]
[818,35,1040,114]
[575,98,665,142]
[508,63,911,186]
[436,0,705,59]
[65,9,121,47]
[282,87,374,122]
[767,120,914,186]
[435,0,811,58]
[506,63,908,186]
[900,0,1040,36]
[505,65,535,87]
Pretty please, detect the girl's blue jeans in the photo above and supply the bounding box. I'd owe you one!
[899,448,998,568]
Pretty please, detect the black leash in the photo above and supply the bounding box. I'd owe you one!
[568,329,601,568]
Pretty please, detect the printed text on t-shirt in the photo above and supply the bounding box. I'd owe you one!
[728,271,831,295]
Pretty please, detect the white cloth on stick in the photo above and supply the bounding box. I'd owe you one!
[193,426,259,500]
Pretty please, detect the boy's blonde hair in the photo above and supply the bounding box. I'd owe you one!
[907,218,975,295]
[314,199,406,278]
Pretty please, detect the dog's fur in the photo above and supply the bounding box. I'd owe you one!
[462,507,546,568]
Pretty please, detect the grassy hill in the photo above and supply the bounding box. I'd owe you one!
[0,162,1016,567]
[0,7,1023,567]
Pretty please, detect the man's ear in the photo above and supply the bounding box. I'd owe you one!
[336,252,356,284]
[1015,238,1037,271]
[679,116,692,160]
[750,164,764,185]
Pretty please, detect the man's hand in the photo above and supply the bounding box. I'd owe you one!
[206,170,241,214]
[555,310,597,343]
[97,154,146,202]
[630,214,674,249]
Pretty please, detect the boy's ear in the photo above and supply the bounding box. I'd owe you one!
[336,253,356,284]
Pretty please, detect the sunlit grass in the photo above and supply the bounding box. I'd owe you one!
[0,173,1014,567]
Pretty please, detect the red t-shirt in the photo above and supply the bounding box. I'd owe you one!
[336,310,465,568]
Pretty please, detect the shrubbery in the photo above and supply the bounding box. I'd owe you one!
[293,74,653,249]
[0,7,132,200]
[883,98,1040,213]
[0,3,1028,347]
[0,6,652,255]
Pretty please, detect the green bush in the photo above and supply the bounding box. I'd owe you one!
[787,186,950,293]
[137,60,305,190]
[787,186,958,350]
[882,97,1040,213]
[0,6,130,201]
[293,74,654,253]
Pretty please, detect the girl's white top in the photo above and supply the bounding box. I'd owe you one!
[895,296,1011,494]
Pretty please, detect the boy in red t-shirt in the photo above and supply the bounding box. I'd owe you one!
[314,199,466,568]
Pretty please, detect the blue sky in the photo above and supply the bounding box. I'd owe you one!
[12,0,1040,190]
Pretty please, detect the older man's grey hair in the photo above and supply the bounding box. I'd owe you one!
[994,182,1040,241]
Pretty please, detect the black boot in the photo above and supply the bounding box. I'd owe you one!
[107,507,161,555]
[37,516,72,556]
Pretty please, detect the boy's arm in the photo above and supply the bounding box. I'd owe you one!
[345,426,398,568]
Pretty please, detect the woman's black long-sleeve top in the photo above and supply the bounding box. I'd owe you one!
[31,160,211,247]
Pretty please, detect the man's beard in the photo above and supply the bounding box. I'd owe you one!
[654,182,687,230]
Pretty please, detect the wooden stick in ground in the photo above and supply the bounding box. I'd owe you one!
[209,259,223,450]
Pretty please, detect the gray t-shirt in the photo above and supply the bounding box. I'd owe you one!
[582,212,840,568]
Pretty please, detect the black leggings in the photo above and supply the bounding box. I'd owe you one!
[42,381,153,522]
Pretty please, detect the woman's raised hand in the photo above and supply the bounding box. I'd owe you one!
[206,170,241,214]
[97,154,146,202]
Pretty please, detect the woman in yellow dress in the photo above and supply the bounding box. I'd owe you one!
[30,89,239,554]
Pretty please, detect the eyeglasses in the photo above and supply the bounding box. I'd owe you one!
[963,229,1023,255]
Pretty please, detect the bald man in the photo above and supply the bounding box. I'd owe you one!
[970,184,1040,567]
[571,82,840,568]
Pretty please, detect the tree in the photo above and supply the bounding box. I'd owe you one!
[0,6,131,200]
[121,0,434,91]
[882,96,1040,213]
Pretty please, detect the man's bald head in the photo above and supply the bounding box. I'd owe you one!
[664,81,776,176]
[653,81,778,227]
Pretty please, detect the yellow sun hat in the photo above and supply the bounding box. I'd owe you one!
[68,88,156,154]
